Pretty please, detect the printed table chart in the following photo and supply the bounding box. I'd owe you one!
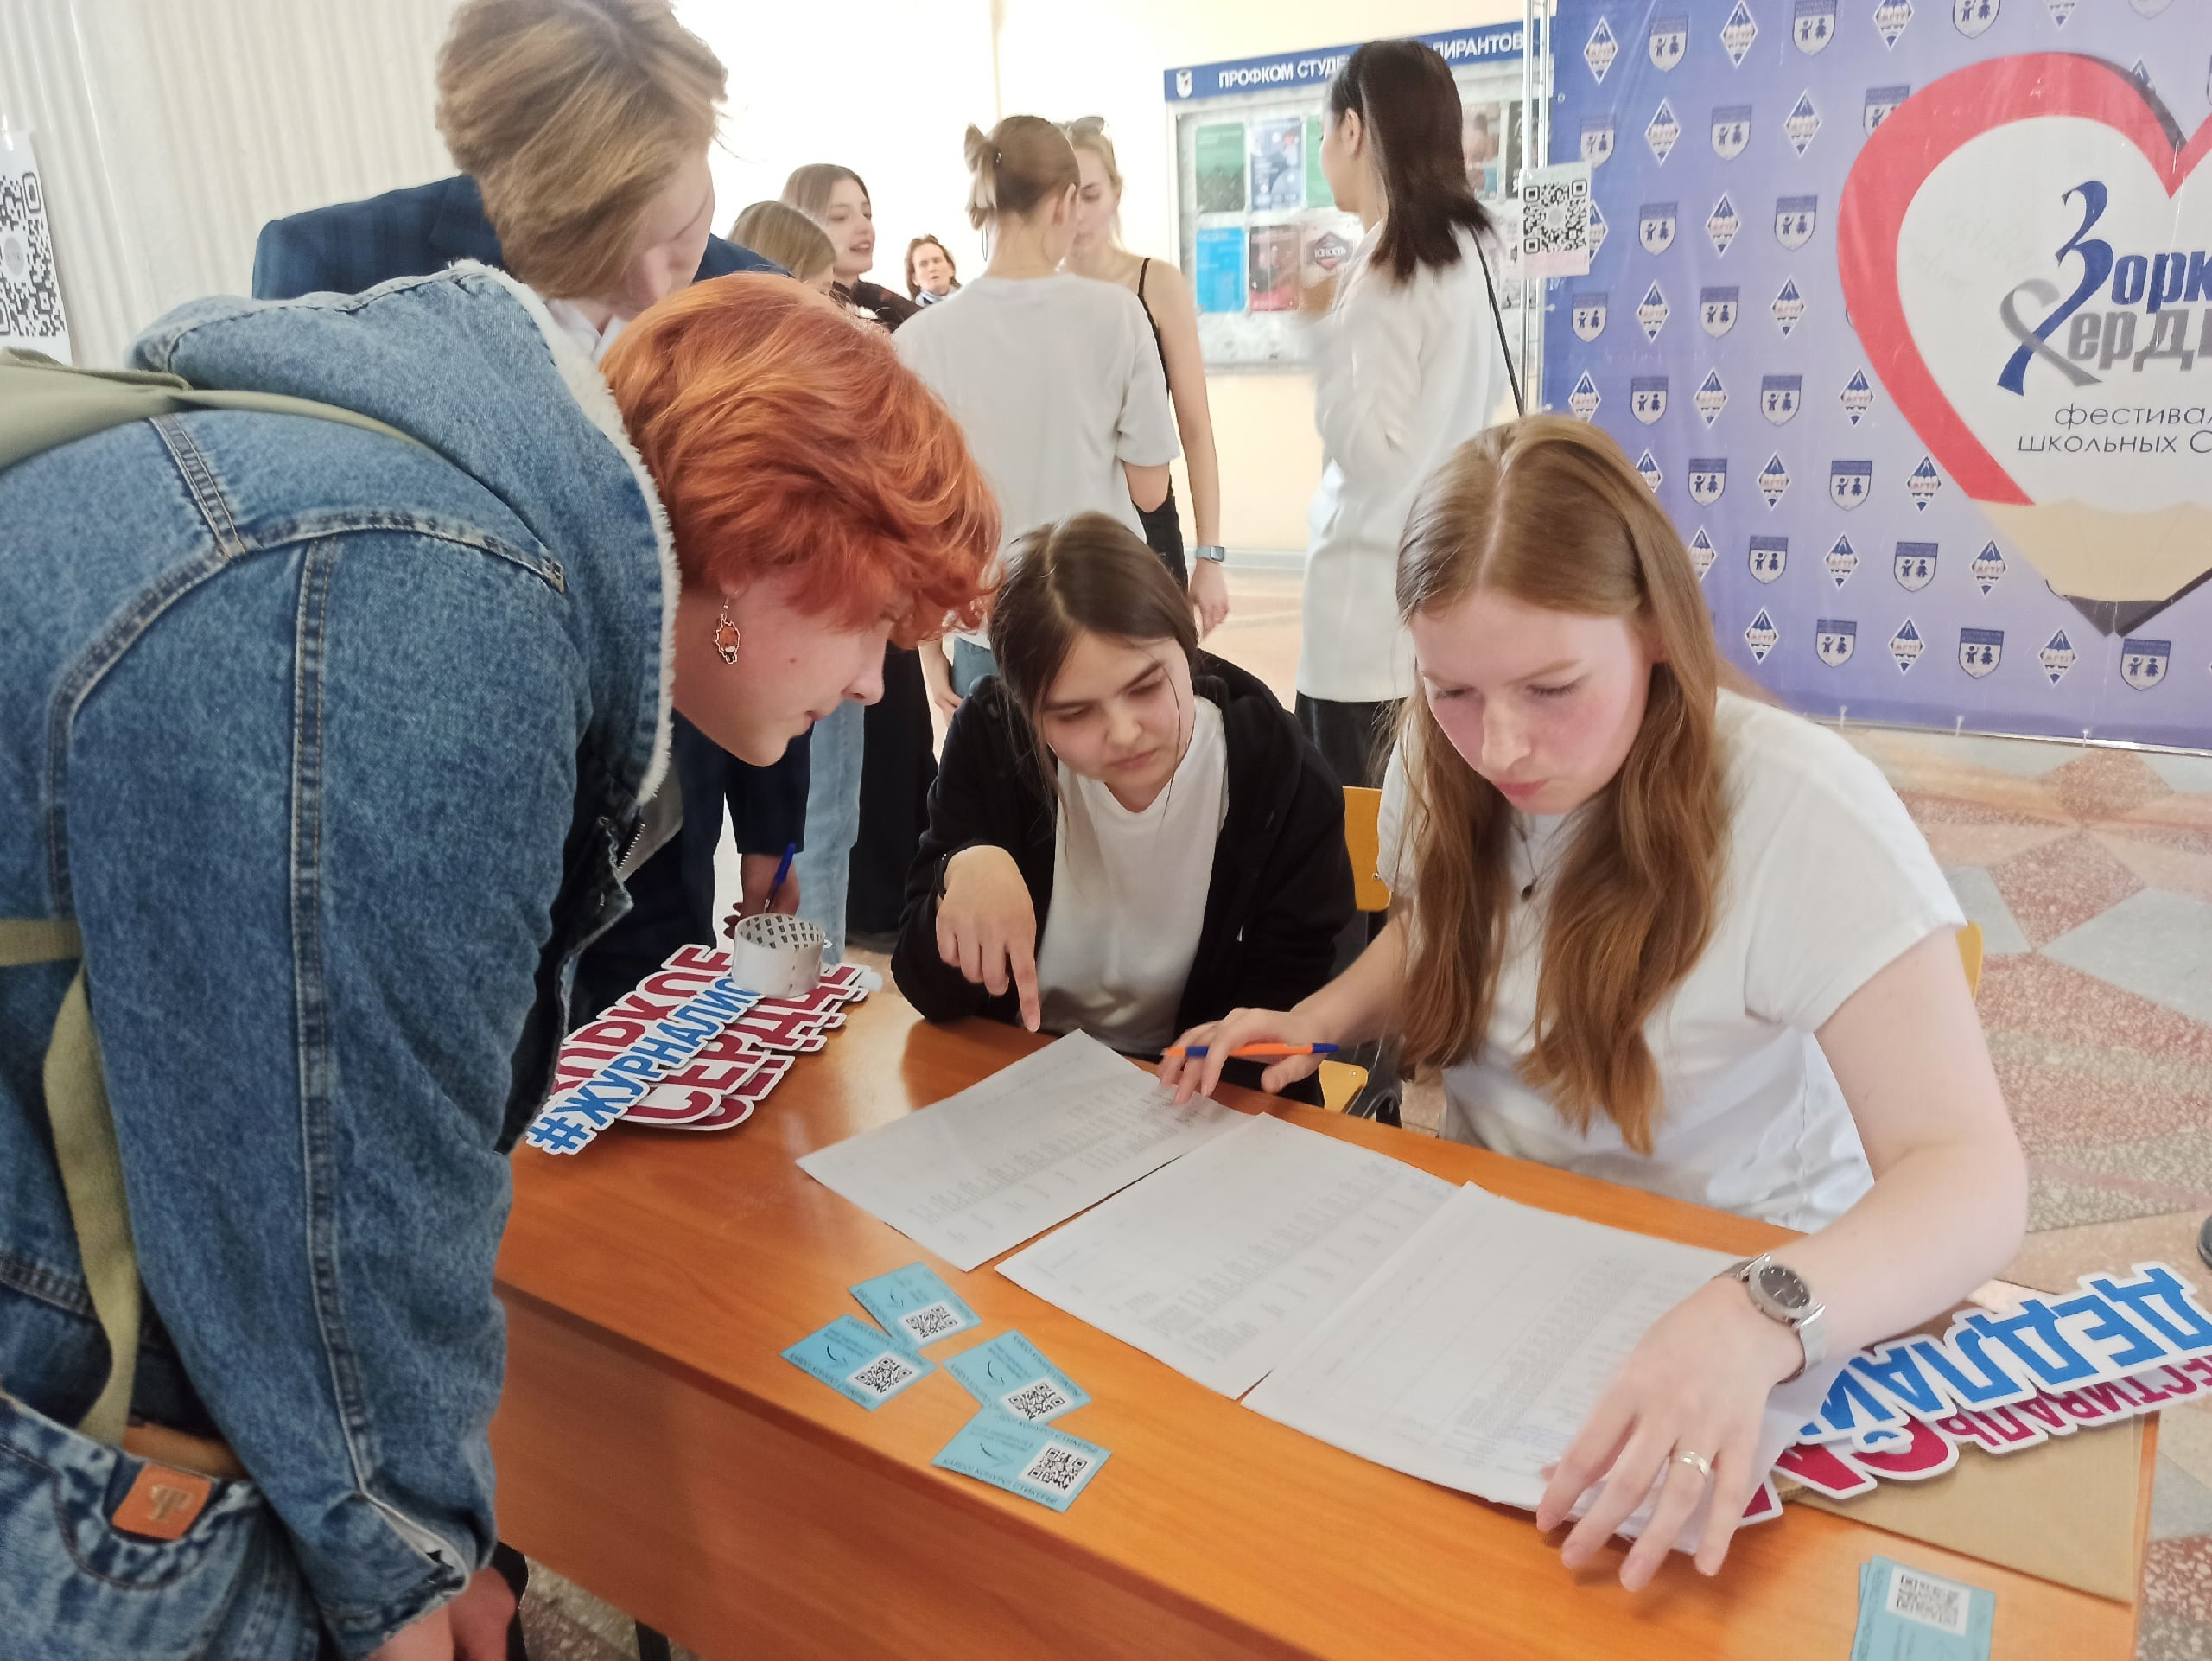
[491,993,2153,1659]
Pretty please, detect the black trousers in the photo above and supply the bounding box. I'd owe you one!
[1139,481,1190,588]
[1296,692,1401,977]
[1294,693,1401,792]
[848,646,936,939]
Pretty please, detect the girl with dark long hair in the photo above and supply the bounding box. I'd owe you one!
[1295,39,1514,793]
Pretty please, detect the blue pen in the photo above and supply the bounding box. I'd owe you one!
[770,841,798,903]
[1166,1042,1341,1060]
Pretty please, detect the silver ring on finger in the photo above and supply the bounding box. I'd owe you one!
[1669,1448,1714,1483]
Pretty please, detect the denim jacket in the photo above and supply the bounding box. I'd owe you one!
[0,266,673,1651]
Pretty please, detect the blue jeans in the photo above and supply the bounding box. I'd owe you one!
[0,1393,324,1660]
[792,698,865,961]
[952,638,998,698]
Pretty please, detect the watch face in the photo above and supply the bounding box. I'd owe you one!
[1755,1262,1812,1312]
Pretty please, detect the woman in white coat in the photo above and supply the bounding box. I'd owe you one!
[1299,38,1515,793]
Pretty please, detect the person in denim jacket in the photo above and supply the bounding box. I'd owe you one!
[0,270,994,1658]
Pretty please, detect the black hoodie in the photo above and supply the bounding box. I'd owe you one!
[893,654,1355,1101]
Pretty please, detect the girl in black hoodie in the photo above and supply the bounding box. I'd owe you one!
[894,514,1355,1101]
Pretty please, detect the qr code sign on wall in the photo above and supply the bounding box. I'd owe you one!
[0,133,69,360]
[1519,162,1592,279]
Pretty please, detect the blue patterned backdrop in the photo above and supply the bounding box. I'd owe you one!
[1545,0,2212,747]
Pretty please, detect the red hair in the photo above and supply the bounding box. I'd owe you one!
[601,274,997,643]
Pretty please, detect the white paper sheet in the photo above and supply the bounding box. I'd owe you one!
[1244,1183,1839,1550]
[997,1115,1456,1397]
[795,1031,1238,1272]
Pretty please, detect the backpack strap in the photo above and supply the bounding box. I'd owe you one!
[0,347,424,474]
[0,919,138,1448]
[0,350,429,1453]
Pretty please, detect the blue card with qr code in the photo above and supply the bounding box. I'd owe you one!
[1852,1556,1993,1660]
[945,1329,1090,1423]
[781,1316,934,1410]
[849,1263,980,1352]
[932,1408,1109,1512]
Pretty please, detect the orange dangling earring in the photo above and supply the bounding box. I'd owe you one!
[713,598,741,665]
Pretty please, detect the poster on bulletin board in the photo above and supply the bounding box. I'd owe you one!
[1166,22,1530,372]
[1545,0,2212,748]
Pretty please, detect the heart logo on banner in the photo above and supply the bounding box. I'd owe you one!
[1839,55,2212,634]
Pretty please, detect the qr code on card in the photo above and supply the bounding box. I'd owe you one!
[1885,1568,1969,1637]
[1020,1441,1093,1494]
[847,1352,920,1399]
[1000,1380,1071,1422]
[899,1301,963,1344]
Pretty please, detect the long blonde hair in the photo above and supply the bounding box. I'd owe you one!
[1061,116,1124,247]
[729,200,834,284]
[1393,417,1727,1154]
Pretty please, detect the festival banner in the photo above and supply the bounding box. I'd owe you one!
[1547,0,2212,746]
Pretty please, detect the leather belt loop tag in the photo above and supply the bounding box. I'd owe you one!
[111,1461,212,1540]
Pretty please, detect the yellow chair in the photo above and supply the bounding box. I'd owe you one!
[1958,920,1984,999]
[1341,785,1392,915]
[1319,787,1391,1112]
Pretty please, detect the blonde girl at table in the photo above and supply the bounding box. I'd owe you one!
[1163,417,2026,1592]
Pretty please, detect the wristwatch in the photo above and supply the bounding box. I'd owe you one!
[1720,1253,1826,1383]
[1192,544,1227,564]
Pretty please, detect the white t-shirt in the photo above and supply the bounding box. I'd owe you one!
[1035,700,1229,1053]
[1376,691,1963,1230]
[1300,224,1512,703]
[542,296,624,363]
[895,274,1179,644]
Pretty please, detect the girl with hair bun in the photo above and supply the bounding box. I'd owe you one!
[896,116,1180,716]
[1061,116,1230,635]
[1166,417,2024,1594]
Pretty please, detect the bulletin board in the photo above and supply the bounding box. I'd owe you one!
[1164,22,1531,373]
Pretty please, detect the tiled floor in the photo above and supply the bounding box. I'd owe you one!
[616,566,2210,1659]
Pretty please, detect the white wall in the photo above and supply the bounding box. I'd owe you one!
[677,0,998,304]
[0,0,455,366]
[3,0,996,368]
[993,0,1523,550]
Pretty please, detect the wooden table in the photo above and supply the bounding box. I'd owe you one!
[491,992,2153,1660]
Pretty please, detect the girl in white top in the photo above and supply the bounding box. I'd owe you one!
[1061,117,1232,638]
[1298,40,1513,787]
[897,116,1179,718]
[1165,418,2025,1593]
